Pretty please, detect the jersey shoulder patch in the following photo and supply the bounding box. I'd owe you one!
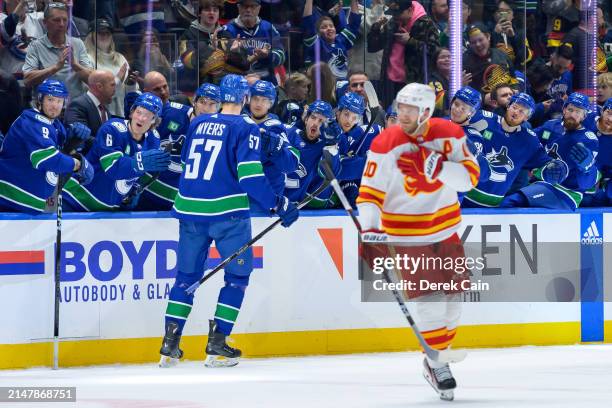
[264,119,282,127]
[526,128,537,137]
[151,129,160,139]
[35,114,53,125]
[111,121,128,133]
[243,116,256,125]
[481,110,494,118]
[585,131,598,141]
[169,101,186,110]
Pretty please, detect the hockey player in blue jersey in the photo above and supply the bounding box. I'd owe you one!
[248,80,299,208]
[335,92,383,206]
[63,93,171,211]
[159,74,299,368]
[221,0,285,84]
[464,93,569,208]
[302,0,362,79]
[284,100,340,208]
[385,104,399,128]
[449,86,491,184]
[138,83,220,211]
[0,79,94,214]
[581,97,612,206]
[502,93,599,210]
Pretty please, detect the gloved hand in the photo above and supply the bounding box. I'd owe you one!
[568,142,593,172]
[162,134,185,156]
[68,122,92,141]
[340,181,359,209]
[397,145,444,181]
[541,159,569,184]
[261,130,284,157]
[272,195,299,227]
[73,154,94,185]
[322,121,342,146]
[318,146,341,178]
[132,149,171,172]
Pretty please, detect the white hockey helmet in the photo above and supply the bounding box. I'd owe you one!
[396,83,435,127]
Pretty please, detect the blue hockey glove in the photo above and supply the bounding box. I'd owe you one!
[340,181,359,209]
[68,122,91,141]
[132,149,171,172]
[541,159,569,185]
[261,130,284,157]
[272,195,299,227]
[318,146,341,178]
[568,143,593,172]
[322,121,342,146]
[73,154,94,185]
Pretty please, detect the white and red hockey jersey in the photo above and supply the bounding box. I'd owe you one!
[356,118,480,243]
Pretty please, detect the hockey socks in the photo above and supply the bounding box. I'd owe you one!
[213,279,247,335]
[164,282,194,335]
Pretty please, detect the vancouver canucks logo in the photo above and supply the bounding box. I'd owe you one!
[328,52,347,79]
[546,143,560,160]
[485,146,514,182]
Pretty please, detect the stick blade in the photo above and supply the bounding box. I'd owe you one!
[363,81,380,109]
[426,348,468,364]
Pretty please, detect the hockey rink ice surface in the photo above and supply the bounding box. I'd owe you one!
[2,345,612,408]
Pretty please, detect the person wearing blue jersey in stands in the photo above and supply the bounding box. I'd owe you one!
[159,74,299,369]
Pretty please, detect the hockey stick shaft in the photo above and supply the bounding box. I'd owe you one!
[185,179,332,295]
[319,156,466,364]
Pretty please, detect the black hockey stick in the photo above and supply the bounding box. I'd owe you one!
[185,180,332,295]
[122,142,174,207]
[53,135,94,370]
[319,153,467,364]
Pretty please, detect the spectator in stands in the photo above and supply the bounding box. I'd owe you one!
[118,0,166,35]
[84,18,131,117]
[525,63,556,127]
[489,0,532,70]
[429,47,450,117]
[0,1,29,79]
[65,70,116,137]
[302,0,361,80]
[0,0,44,41]
[130,29,173,80]
[486,83,514,116]
[597,73,612,108]
[23,2,93,96]
[346,70,385,127]
[430,0,448,33]
[52,0,88,37]
[463,22,514,94]
[221,0,286,84]
[275,72,310,126]
[542,0,580,51]
[367,0,440,107]
[306,61,336,106]
[544,44,574,119]
[0,68,23,134]
[178,0,223,90]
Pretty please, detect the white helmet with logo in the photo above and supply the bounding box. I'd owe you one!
[396,83,435,127]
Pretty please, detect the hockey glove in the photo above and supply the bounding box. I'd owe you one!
[162,134,185,156]
[261,130,284,157]
[68,122,92,141]
[318,146,341,178]
[541,159,569,185]
[340,181,359,209]
[132,149,171,172]
[568,143,594,172]
[322,121,343,146]
[272,195,299,227]
[73,154,94,185]
[397,146,444,182]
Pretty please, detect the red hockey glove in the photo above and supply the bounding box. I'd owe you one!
[397,146,444,182]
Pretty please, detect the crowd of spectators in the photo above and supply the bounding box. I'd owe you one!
[0,0,611,214]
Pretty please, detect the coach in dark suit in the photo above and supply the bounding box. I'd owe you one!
[65,70,116,136]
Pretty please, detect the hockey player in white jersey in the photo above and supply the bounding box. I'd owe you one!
[356,83,479,401]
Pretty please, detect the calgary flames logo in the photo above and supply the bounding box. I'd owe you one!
[400,158,444,196]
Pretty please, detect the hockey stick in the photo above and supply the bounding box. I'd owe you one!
[121,142,174,207]
[53,135,94,370]
[185,180,332,295]
[319,154,467,364]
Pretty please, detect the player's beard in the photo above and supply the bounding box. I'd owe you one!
[563,118,580,131]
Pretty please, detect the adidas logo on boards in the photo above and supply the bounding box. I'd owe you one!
[581,220,603,245]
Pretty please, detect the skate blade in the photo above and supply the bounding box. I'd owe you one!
[159,355,180,368]
[423,370,454,401]
[204,355,239,368]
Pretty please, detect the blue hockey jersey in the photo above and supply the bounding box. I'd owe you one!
[302,12,361,79]
[0,109,75,213]
[172,113,278,222]
[138,101,192,210]
[337,123,383,182]
[464,111,553,207]
[221,18,285,84]
[535,118,600,208]
[547,71,573,119]
[63,119,161,211]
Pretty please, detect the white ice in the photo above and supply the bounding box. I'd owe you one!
[2,345,612,408]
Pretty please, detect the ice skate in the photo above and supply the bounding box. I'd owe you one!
[423,358,456,401]
[159,322,184,368]
[204,320,241,368]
